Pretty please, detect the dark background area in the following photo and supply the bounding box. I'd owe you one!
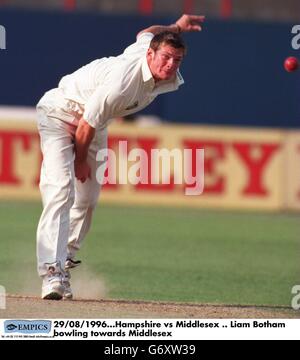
[0,8,299,127]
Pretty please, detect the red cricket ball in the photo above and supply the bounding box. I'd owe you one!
[284,57,299,72]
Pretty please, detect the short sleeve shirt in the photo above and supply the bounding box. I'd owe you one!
[42,33,184,129]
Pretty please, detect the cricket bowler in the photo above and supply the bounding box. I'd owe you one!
[36,14,205,300]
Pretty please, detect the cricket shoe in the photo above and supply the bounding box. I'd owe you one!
[65,258,82,270]
[63,270,73,300]
[42,262,65,300]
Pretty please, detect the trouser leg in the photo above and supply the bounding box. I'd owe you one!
[36,111,75,277]
[67,128,108,259]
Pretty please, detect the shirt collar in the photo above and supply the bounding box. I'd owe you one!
[153,71,185,95]
[142,56,154,83]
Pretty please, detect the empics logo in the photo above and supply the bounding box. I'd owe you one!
[0,285,6,309]
[4,320,52,334]
[291,25,300,50]
[0,25,6,50]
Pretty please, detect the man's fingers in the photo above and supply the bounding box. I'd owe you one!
[192,25,202,31]
[75,173,87,183]
[183,14,205,31]
[74,162,91,183]
[189,15,205,22]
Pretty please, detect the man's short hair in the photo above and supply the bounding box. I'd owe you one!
[150,31,187,55]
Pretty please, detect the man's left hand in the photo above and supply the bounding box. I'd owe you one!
[176,14,205,32]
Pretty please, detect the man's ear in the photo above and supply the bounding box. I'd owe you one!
[147,48,155,59]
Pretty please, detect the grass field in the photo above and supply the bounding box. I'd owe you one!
[0,201,299,307]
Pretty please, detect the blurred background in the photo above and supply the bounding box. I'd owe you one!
[0,0,300,126]
[0,1,299,307]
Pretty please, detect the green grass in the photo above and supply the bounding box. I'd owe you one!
[0,201,299,306]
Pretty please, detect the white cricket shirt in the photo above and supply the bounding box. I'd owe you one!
[37,32,184,129]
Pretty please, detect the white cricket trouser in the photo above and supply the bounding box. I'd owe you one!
[36,108,107,277]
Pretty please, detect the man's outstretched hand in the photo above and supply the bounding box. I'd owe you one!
[176,14,205,32]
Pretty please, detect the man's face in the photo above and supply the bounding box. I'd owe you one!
[147,43,184,82]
